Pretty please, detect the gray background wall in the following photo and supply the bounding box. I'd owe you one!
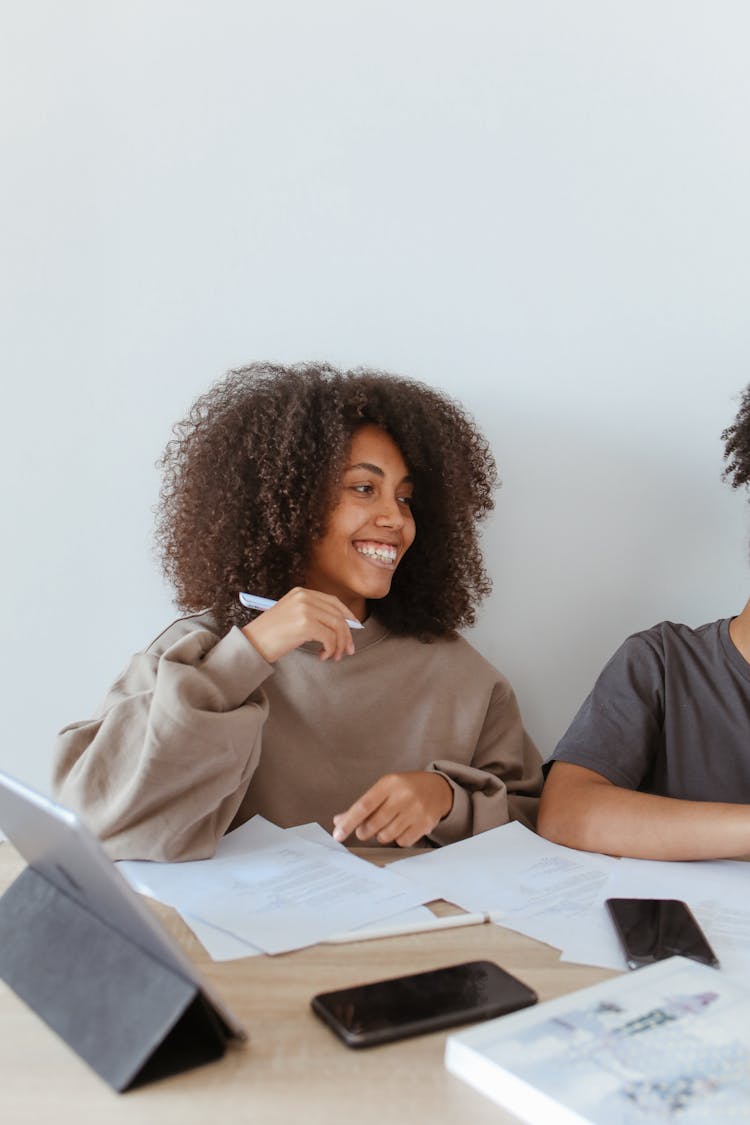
[2,1,749,792]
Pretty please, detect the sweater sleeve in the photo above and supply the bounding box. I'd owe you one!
[426,680,543,845]
[52,623,275,861]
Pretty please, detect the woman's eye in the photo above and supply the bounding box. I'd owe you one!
[398,495,413,507]
[352,483,374,495]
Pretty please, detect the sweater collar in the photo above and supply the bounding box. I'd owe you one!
[299,612,389,655]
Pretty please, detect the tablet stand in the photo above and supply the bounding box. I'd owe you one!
[0,865,230,1091]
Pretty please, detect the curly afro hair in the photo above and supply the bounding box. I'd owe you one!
[156,362,499,638]
[723,384,750,490]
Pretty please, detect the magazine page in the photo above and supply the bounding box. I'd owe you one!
[446,957,750,1124]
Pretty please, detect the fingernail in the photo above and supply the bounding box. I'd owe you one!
[332,827,344,841]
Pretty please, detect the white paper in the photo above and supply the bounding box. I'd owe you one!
[184,903,438,960]
[392,821,618,913]
[181,825,432,959]
[390,822,629,970]
[119,816,432,955]
[125,822,341,961]
[329,904,439,938]
[557,911,629,970]
[288,821,349,851]
[180,912,264,960]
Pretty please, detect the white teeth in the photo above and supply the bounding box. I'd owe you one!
[356,544,397,563]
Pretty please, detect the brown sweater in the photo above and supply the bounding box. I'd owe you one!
[53,612,543,861]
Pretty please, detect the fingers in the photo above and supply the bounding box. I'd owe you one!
[372,811,426,848]
[241,587,356,663]
[332,772,454,847]
[310,606,354,662]
[283,588,356,662]
[332,783,387,843]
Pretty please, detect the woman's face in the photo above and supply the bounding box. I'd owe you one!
[304,424,416,621]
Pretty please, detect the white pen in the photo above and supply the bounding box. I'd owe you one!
[239,591,364,630]
[323,912,490,945]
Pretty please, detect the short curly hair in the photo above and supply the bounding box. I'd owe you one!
[156,362,499,638]
[723,384,750,489]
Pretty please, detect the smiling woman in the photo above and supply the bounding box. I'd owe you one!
[52,362,543,861]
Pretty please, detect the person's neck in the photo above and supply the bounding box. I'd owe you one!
[729,598,750,665]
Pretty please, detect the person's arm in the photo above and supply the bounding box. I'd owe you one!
[53,623,275,862]
[331,679,543,847]
[538,762,750,860]
[54,590,360,862]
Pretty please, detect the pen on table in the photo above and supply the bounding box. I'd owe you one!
[323,912,490,945]
[239,591,364,630]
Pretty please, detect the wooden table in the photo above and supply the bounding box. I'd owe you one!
[0,842,616,1125]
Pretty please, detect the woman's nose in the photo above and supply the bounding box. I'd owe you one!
[375,496,404,527]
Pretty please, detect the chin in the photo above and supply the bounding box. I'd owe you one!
[363,580,394,601]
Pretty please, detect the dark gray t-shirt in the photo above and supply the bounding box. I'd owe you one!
[549,619,750,802]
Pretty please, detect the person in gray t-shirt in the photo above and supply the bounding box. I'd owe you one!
[538,387,750,860]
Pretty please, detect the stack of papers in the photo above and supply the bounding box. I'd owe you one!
[391,822,750,976]
[119,816,750,973]
[118,817,434,958]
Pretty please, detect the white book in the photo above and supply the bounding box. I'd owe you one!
[445,957,750,1124]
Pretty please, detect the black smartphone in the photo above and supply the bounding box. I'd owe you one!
[606,897,720,970]
[311,959,537,1048]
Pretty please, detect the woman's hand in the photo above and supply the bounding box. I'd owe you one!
[332,771,454,847]
[241,587,358,664]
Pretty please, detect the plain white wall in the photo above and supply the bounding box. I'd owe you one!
[1,1,749,792]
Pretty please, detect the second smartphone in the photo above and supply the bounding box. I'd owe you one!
[606,897,719,970]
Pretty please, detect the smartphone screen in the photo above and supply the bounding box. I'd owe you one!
[606,898,720,970]
[311,959,537,1048]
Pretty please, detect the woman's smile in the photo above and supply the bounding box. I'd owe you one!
[353,539,399,567]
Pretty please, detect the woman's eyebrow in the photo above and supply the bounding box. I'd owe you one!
[344,461,413,483]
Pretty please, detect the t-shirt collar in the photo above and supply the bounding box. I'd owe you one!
[720,616,750,683]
